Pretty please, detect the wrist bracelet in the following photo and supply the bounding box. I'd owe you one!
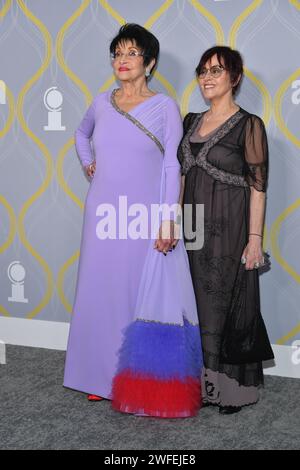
[249,233,263,238]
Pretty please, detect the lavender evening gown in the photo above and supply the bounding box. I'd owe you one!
[63,90,202,417]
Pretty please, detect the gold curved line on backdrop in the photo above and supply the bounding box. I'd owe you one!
[56,0,85,218]
[270,199,300,344]
[0,83,14,138]
[0,0,11,18]
[56,2,111,314]
[181,79,197,116]
[56,136,83,310]
[244,69,272,126]
[181,1,225,115]
[154,71,177,99]
[56,138,84,210]
[229,0,298,344]
[56,0,93,107]
[56,1,96,311]
[229,0,262,48]
[289,0,300,10]
[274,68,300,148]
[0,305,11,317]
[0,0,14,318]
[0,3,13,136]
[0,196,17,318]
[99,75,116,93]
[98,0,126,25]
[267,0,300,344]
[188,0,225,45]
[272,60,300,341]
[16,0,54,320]
[142,0,177,100]
[262,224,268,253]
[228,0,272,126]
[100,0,176,31]
[0,196,17,254]
[228,0,300,345]
[277,323,300,346]
[0,0,12,139]
[272,202,300,305]
[57,250,80,313]
[144,0,174,29]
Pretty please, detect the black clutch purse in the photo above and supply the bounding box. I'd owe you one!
[220,264,274,365]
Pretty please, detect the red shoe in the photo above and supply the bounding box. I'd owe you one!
[87,394,103,401]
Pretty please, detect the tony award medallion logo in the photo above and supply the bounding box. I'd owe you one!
[43,86,66,131]
[8,261,28,303]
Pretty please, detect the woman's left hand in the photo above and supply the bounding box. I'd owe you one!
[154,220,176,255]
[85,161,96,179]
[241,237,264,270]
[171,221,181,250]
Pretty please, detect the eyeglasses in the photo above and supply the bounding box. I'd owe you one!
[198,65,225,79]
[110,51,144,61]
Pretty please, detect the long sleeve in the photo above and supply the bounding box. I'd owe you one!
[162,98,183,220]
[244,115,269,192]
[74,99,97,167]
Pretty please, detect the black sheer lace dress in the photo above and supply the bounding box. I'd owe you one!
[177,109,274,408]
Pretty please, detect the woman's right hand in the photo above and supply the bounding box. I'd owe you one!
[154,220,175,255]
[85,161,96,178]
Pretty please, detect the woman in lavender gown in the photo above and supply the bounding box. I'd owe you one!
[63,24,202,418]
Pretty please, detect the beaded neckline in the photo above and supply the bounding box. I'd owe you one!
[180,111,249,188]
[110,89,164,154]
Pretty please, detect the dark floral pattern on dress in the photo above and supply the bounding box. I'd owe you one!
[205,375,220,401]
[196,253,238,316]
[193,217,236,314]
[180,110,269,389]
[204,217,229,238]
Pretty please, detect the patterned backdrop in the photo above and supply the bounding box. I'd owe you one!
[0,0,299,352]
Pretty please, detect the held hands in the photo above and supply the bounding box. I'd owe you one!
[241,235,265,270]
[85,161,96,179]
[154,220,179,255]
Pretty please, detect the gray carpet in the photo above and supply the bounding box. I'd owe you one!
[0,345,299,450]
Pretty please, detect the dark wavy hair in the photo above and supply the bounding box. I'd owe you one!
[110,23,159,76]
[195,46,244,95]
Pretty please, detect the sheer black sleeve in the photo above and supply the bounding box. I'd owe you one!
[177,112,198,167]
[244,115,269,192]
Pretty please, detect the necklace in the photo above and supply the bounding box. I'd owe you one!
[205,106,239,122]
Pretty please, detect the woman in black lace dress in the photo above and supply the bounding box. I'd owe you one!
[177,46,274,414]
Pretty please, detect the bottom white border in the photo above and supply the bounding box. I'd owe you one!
[0,317,299,379]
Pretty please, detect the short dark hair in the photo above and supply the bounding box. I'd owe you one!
[195,46,244,95]
[110,23,159,76]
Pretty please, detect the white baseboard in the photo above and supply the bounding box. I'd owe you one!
[0,340,6,364]
[263,344,300,379]
[0,317,69,351]
[0,317,299,379]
